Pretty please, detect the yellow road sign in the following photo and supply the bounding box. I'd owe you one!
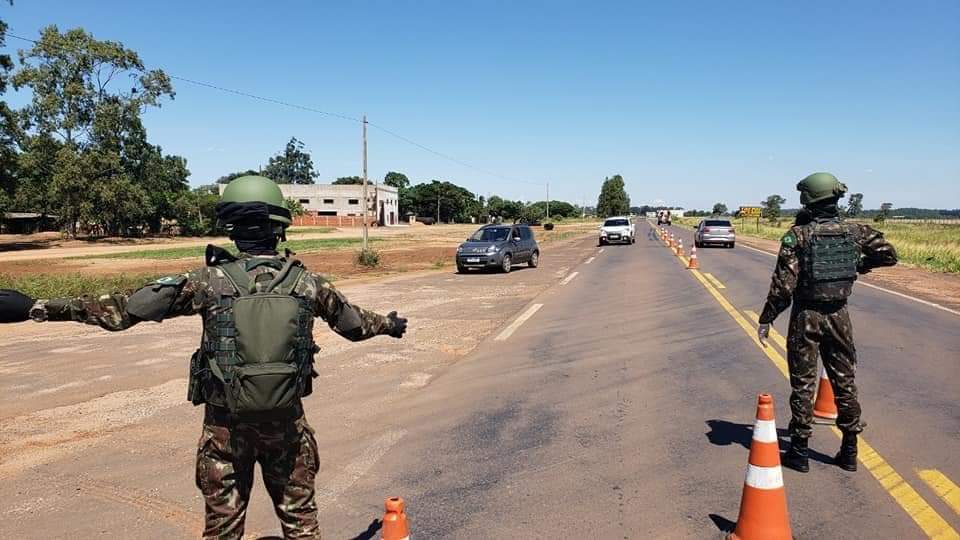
[739,206,762,218]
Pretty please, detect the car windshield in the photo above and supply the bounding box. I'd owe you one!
[604,219,629,227]
[469,227,511,242]
[704,220,732,227]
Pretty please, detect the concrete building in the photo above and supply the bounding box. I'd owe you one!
[220,183,400,226]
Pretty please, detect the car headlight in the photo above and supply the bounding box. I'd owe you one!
[487,245,499,253]
[600,231,608,236]
[456,246,463,253]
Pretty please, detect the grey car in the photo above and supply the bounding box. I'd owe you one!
[694,219,736,248]
[456,224,540,273]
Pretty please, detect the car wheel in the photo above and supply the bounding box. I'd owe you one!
[457,263,466,274]
[729,242,735,249]
[598,240,605,247]
[528,251,540,268]
[501,254,512,273]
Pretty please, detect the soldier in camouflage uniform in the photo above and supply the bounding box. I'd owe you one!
[0,176,407,539]
[757,172,897,473]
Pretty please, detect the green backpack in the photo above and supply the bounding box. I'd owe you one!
[203,258,316,417]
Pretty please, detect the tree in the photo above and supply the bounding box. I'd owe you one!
[216,169,259,184]
[284,197,306,217]
[332,176,363,185]
[596,174,630,217]
[712,203,728,215]
[383,171,409,190]
[875,202,893,223]
[262,137,317,184]
[762,194,786,224]
[405,180,478,223]
[10,26,186,236]
[847,193,864,217]
[528,200,578,219]
[0,14,16,219]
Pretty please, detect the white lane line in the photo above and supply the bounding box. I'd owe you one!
[738,242,960,317]
[315,429,407,510]
[495,303,544,342]
[585,256,596,265]
[598,248,605,253]
[560,271,579,286]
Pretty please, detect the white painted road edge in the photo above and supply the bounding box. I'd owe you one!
[315,428,407,510]
[495,303,544,341]
[560,271,579,286]
[738,241,960,317]
[585,256,596,265]
[598,248,605,253]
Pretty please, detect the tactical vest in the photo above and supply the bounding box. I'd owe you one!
[188,257,317,420]
[798,219,859,302]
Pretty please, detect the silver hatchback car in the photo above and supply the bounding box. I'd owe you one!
[694,219,736,248]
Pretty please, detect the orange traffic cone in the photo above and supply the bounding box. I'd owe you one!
[676,239,684,257]
[669,233,675,247]
[382,497,410,540]
[688,245,699,269]
[813,366,838,423]
[730,393,792,540]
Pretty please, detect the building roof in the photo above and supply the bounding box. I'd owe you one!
[2,212,59,220]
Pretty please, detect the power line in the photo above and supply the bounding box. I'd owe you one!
[4,30,546,189]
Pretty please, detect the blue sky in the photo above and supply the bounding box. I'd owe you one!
[3,1,958,210]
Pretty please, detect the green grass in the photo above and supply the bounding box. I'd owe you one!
[0,272,163,299]
[286,227,335,235]
[71,238,376,261]
[675,216,960,273]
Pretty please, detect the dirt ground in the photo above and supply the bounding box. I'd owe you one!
[736,235,960,311]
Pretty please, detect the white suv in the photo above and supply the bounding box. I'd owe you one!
[599,216,635,246]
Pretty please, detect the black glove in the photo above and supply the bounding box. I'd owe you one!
[0,289,35,323]
[386,311,407,338]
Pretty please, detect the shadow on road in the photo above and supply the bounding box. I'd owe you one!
[704,419,833,464]
[347,519,382,540]
[709,513,736,533]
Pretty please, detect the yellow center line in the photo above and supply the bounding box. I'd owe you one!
[918,469,960,516]
[744,310,787,352]
[669,237,958,539]
[703,272,727,289]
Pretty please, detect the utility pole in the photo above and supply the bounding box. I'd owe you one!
[436,182,442,223]
[362,114,368,251]
[546,181,550,220]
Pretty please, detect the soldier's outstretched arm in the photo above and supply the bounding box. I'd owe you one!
[856,224,898,272]
[758,229,800,324]
[309,274,406,341]
[27,271,201,332]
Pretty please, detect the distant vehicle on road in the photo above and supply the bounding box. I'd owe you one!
[657,210,672,226]
[456,224,539,273]
[599,216,635,246]
[694,219,736,248]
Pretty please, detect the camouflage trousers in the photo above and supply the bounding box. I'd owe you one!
[786,302,862,438]
[196,412,321,540]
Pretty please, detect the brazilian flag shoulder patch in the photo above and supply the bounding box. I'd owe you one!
[780,231,797,248]
[153,275,187,287]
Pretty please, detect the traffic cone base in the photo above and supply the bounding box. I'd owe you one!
[688,246,699,269]
[813,365,838,421]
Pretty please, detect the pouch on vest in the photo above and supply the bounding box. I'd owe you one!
[801,222,858,302]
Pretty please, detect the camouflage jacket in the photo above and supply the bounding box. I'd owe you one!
[758,219,897,324]
[31,252,395,340]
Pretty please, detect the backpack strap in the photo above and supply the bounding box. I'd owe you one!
[219,261,254,296]
[263,259,306,294]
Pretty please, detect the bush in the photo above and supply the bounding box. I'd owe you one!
[544,223,555,231]
[355,247,381,267]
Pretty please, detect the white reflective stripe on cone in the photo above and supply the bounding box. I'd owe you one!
[820,365,829,379]
[745,464,784,490]
[752,419,778,443]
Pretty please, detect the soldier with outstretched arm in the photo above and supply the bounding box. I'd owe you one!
[0,176,407,540]
[757,173,897,473]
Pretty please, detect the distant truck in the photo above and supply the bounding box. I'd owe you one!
[656,210,672,226]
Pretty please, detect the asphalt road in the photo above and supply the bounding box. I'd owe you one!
[322,221,959,539]
[1,222,958,539]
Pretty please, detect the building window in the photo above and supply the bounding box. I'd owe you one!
[348,199,359,205]
[298,199,310,204]
[323,199,334,204]
[317,211,337,216]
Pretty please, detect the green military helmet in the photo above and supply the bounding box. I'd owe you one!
[796,172,848,206]
[220,175,291,226]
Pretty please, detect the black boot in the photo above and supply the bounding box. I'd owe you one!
[783,436,809,473]
[835,432,858,472]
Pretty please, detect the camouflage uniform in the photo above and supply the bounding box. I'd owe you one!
[759,219,897,438]
[32,253,397,540]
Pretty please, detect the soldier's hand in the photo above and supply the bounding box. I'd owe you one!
[386,311,407,338]
[757,323,771,348]
[0,289,35,323]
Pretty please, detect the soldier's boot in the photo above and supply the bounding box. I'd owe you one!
[783,436,809,473]
[834,432,858,472]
